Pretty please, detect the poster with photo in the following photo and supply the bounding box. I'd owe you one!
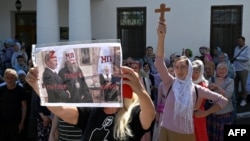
[32,40,123,107]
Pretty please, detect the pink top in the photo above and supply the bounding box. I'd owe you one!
[154,55,228,134]
[204,53,213,62]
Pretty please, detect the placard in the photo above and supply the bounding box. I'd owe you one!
[32,40,123,107]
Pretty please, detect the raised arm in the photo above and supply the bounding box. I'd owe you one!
[155,21,174,88]
[156,21,166,57]
[26,67,79,125]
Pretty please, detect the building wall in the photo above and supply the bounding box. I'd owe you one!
[0,0,249,57]
[91,0,250,57]
[0,0,36,42]
[58,0,69,28]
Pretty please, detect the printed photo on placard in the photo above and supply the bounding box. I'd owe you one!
[32,41,123,107]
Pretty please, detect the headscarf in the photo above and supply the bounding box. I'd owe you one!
[192,60,208,85]
[185,48,193,58]
[222,52,230,65]
[172,58,194,133]
[216,47,221,54]
[213,47,222,65]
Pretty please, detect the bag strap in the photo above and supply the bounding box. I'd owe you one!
[166,84,173,99]
[194,85,198,105]
[159,84,170,103]
[142,57,146,63]
[234,46,248,59]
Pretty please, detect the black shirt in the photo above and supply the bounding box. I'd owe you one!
[76,106,152,141]
[0,84,26,124]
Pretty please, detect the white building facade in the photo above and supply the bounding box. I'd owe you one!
[0,0,249,58]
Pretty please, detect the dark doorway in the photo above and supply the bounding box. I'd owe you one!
[210,6,242,58]
[117,7,146,60]
[15,12,36,59]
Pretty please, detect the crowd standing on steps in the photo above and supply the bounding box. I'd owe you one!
[0,19,250,141]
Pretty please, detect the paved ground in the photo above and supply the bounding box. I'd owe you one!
[236,117,250,124]
[236,95,250,124]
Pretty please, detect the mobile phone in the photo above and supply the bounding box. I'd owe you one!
[122,78,133,99]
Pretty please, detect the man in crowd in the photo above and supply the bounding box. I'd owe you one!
[0,68,27,141]
[58,49,92,103]
[139,46,157,74]
[2,39,14,69]
[13,55,28,73]
[232,36,250,106]
[42,50,71,102]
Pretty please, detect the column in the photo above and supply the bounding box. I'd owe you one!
[69,0,91,41]
[37,0,59,44]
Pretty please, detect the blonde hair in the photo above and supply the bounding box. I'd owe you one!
[4,68,18,80]
[113,93,139,140]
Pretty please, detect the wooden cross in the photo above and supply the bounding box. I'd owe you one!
[155,3,171,22]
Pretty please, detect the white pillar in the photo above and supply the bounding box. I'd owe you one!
[69,0,91,41]
[37,0,59,44]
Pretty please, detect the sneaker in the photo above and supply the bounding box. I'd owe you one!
[240,99,247,106]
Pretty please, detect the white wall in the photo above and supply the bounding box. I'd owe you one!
[58,0,69,27]
[0,0,249,58]
[0,0,36,41]
[91,0,250,57]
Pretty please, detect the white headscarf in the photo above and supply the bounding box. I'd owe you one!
[192,60,209,85]
[172,58,194,133]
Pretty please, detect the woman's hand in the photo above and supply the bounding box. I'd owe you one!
[208,83,226,96]
[208,83,217,91]
[119,66,155,130]
[194,109,209,118]
[119,66,146,95]
[25,66,40,94]
[18,122,24,133]
[156,21,167,56]
[42,116,52,127]
[157,21,166,39]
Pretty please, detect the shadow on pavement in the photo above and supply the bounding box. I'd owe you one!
[236,95,250,124]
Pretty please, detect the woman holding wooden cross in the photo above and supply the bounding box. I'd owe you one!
[154,18,228,141]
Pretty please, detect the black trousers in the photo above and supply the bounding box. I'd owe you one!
[0,122,19,141]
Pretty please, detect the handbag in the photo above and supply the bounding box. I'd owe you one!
[156,85,172,113]
[156,102,165,113]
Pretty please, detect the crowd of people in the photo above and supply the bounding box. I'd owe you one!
[121,22,249,141]
[0,20,249,141]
